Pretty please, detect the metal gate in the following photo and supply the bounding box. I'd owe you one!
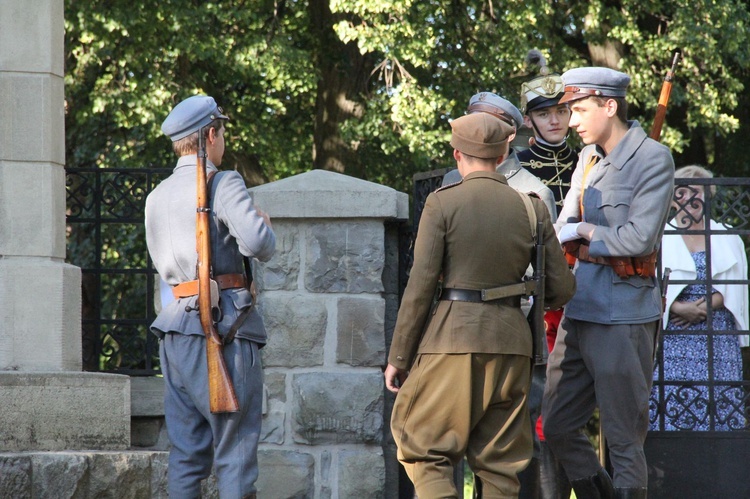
[647,176,750,498]
[66,166,171,375]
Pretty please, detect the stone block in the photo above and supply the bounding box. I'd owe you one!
[336,296,386,367]
[256,449,315,499]
[88,453,152,498]
[0,454,31,498]
[338,449,386,498]
[0,1,64,75]
[131,417,169,450]
[254,221,300,291]
[305,221,385,293]
[0,258,81,371]
[0,75,65,164]
[130,376,164,417]
[260,293,327,368]
[150,452,169,499]
[249,169,408,220]
[31,453,88,497]
[292,372,383,445]
[0,451,170,499]
[260,409,286,445]
[0,163,67,258]
[261,372,287,444]
[0,372,130,451]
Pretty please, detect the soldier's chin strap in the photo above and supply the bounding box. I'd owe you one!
[528,115,570,146]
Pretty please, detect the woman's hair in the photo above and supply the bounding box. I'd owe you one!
[674,165,713,179]
[674,164,716,196]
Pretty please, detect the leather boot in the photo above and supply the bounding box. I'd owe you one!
[518,457,541,499]
[614,487,647,499]
[570,468,614,499]
[539,441,570,499]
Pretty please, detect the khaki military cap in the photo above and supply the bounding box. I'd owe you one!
[450,113,514,159]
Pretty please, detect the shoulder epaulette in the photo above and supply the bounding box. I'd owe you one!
[435,179,463,192]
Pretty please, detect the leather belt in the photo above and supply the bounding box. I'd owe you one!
[562,240,657,278]
[440,288,522,307]
[172,273,247,299]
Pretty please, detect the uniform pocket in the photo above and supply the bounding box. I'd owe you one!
[610,274,660,320]
[597,188,633,227]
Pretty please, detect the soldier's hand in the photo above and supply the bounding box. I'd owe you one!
[384,364,408,394]
[255,206,273,228]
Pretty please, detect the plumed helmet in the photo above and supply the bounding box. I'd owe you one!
[520,50,565,114]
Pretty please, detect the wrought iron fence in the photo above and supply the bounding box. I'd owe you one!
[650,176,750,433]
[66,167,171,375]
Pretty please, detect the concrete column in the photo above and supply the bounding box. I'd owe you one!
[0,0,129,453]
[250,170,408,498]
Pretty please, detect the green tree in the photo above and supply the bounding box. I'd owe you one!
[65,0,750,188]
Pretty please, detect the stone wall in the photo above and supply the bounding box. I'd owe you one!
[250,169,408,498]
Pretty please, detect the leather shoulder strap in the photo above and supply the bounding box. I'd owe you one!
[517,190,538,240]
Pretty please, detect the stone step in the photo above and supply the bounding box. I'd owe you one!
[0,451,171,499]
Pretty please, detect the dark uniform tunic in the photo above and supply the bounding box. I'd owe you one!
[517,140,578,207]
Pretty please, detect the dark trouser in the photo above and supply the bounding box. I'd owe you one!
[161,334,263,499]
[542,318,657,488]
[518,364,571,499]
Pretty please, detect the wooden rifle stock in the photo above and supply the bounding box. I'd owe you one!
[196,128,240,414]
[650,51,681,141]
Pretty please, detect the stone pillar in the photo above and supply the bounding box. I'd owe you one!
[250,170,408,498]
[0,0,129,454]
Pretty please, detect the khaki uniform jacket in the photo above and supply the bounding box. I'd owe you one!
[388,171,576,370]
[442,150,559,222]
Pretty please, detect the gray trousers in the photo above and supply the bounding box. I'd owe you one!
[161,334,263,499]
[541,317,657,488]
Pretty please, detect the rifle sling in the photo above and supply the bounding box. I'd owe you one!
[204,170,255,344]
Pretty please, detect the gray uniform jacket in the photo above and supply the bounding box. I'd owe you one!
[145,155,276,344]
[556,121,674,324]
[442,150,558,222]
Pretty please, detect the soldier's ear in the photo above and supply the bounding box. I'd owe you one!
[605,99,618,118]
[523,115,533,129]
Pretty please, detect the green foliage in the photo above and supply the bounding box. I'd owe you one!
[65,0,750,185]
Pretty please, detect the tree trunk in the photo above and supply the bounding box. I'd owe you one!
[308,0,371,175]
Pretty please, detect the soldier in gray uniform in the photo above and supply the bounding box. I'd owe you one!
[442,92,558,223]
[542,68,674,499]
[145,95,276,499]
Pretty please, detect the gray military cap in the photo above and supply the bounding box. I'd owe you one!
[559,67,631,104]
[162,95,229,142]
[467,92,524,129]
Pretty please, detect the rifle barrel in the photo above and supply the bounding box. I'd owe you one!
[196,128,240,414]
[650,51,681,141]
